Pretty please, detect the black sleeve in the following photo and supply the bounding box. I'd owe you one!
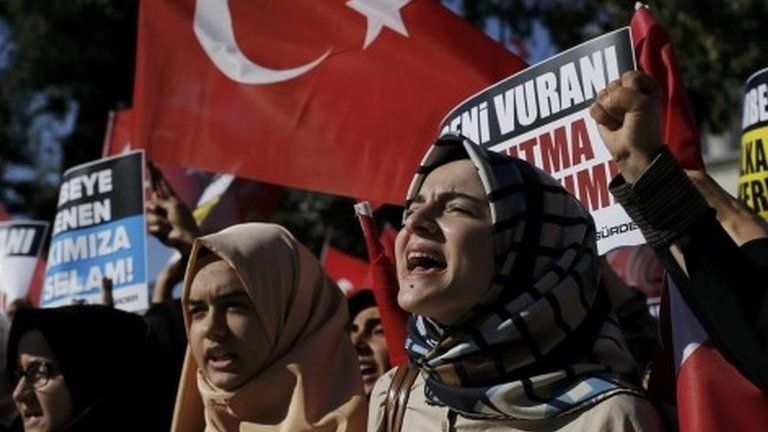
[610,147,768,394]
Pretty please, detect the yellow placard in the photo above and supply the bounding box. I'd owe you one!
[738,126,768,218]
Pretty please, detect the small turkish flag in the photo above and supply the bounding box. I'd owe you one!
[132,0,526,204]
[630,5,704,170]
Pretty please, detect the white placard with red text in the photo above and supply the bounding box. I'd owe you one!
[441,28,642,254]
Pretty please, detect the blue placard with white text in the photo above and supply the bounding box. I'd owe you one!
[42,151,149,312]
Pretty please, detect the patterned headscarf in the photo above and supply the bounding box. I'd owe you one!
[403,133,640,420]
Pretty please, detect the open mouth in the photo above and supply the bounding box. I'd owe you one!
[358,358,378,379]
[206,347,238,370]
[22,410,42,425]
[406,251,447,273]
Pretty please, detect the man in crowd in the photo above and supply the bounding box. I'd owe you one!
[347,289,390,397]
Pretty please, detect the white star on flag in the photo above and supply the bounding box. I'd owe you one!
[346,0,411,49]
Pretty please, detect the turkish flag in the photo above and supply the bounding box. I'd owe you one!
[103,108,215,208]
[630,5,704,170]
[102,109,135,157]
[104,108,281,227]
[667,281,768,432]
[629,7,768,429]
[323,246,370,296]
[133,0,526,204]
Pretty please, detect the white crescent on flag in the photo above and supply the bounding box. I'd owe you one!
[193,0,331,84]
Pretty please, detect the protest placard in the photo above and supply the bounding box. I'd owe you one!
[440,28,641,254]
[739,67,768,218]
[0,221,48,313]
[43,151,149,312]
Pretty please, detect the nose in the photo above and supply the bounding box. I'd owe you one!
[404,204,439,236]
[202,308,229,341]
[12,376,35,406]
[351,331,372,355]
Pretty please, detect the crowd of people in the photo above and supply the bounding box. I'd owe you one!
[0,70,766,431]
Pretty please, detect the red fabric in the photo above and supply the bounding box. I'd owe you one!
[661,275,768,432]
[132,0,526,205]
[677,341,768,432]
[630,8,768,430]
[356,205,409,366]
[604,245,664,299]
[102,109,135,157]
[380,223,399,264]
[198,178,281,234]
[103,109,281,227]
[630,6,704,170]
[324,246,371,296]
[103,108,213,208]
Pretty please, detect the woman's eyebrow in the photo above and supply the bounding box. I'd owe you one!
[438,191,485,204]
[413,191,485,204]
[213,292,252,304]
[185,299,205,308]
[186,290,251,306]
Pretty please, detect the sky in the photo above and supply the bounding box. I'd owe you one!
[442,0,557,64]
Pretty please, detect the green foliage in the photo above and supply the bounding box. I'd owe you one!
[0,0,137,218]
[271,189,403,259]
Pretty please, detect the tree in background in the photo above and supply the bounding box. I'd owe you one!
[0,0,137,219]
[462,0,768,135]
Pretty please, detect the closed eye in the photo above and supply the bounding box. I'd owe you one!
[446,204,474,216]
[372,324,385,336]
[186,301,207,318]
[224,300,255,314]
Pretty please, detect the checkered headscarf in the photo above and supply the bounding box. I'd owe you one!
[403,133,640,419]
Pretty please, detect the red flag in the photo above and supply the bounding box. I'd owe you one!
[668,282,768,432]
[630,5,704,170]
[102,109,135,157]
[604,245,664,299]
[380,223,398,264]
[355,202,409,366]
[133,0,526,205]
[323,246,371,296]
[103,108,215,208]
[631,6,768,430]
[103,108,281,228]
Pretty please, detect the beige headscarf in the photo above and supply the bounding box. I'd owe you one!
[171,223,367,432]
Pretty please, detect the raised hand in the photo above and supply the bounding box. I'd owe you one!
[146,169,200,257]
[589,71,664,183]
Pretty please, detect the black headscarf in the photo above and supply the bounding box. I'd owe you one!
[7,305,172,431]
